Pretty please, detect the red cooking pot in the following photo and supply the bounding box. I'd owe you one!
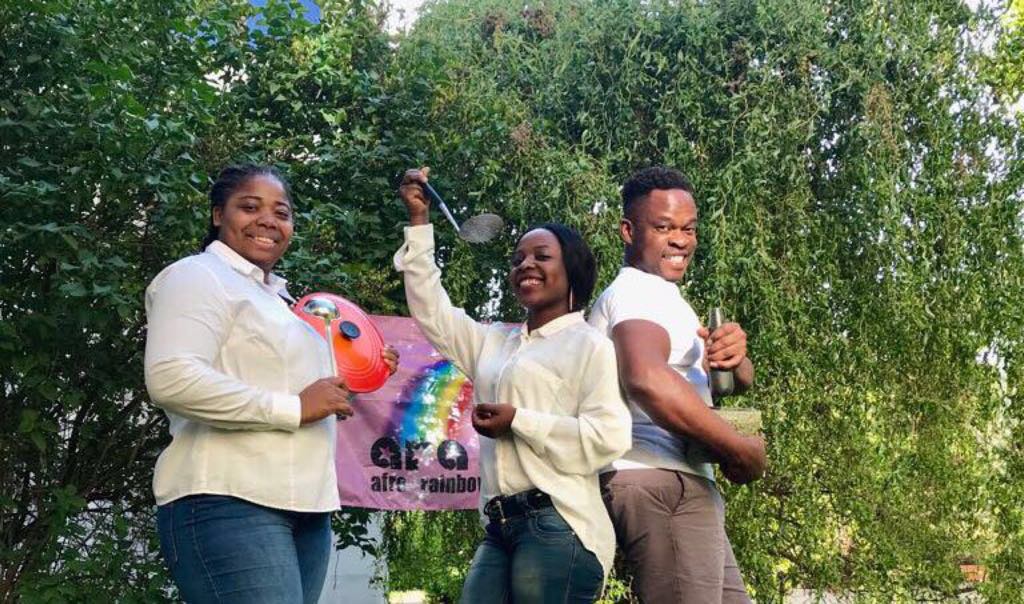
[293,292,389,393]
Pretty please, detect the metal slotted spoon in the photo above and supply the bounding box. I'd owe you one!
[303,297,339,376]
[421,181,504,244]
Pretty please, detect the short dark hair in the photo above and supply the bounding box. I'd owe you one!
[200,164,293,250]
[621,166,694,218]
[524,223,597,313]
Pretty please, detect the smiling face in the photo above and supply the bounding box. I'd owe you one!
[509,228,570,316]
[212,174,294,274]
[621,188,698,283]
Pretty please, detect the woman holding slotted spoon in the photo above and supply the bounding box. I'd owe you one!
[396,167,631,603]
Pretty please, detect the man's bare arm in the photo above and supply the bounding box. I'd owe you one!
[612,319,766,483]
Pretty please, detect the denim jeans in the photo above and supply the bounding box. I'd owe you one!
[156,495,331,604]
[460,505,604,604]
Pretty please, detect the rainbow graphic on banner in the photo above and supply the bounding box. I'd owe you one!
[391,360,474,444]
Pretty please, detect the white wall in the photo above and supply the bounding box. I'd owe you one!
[318,516,387,604]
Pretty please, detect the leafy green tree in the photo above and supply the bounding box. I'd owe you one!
[378,0,1024,601]
[2,0,1022,602]
[1,0,392,600]
[1,2,224,600]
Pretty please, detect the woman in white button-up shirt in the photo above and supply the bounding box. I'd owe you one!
[396,169,632,603]
[145,165,397,604]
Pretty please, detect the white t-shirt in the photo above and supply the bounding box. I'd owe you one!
[589,266,715,481]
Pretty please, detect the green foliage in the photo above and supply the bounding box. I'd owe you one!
[381,0,1024,601]
[378,510,480,601]
[0,0,394,600]
[2,1,221,600]
[2,0,1022,602]
[989,1,1024,104]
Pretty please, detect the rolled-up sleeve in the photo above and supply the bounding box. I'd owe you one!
[144,260,302,431]
[393,224,488,380]
[511,338,631,475]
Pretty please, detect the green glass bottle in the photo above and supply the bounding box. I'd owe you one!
[708,307,734,402]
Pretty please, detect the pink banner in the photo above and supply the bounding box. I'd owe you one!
[335,315,481,510]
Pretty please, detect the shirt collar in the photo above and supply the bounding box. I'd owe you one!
[521,311,584,340]
[205,240,291,299]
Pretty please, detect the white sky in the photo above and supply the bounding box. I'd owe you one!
[386,0,426,33]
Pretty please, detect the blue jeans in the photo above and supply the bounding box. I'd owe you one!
[460,506,604,603]
[156,495,331,604]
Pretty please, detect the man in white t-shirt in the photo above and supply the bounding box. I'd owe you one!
[589,166,767,603]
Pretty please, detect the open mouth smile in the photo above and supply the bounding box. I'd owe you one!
[246,234,279,248]
[663,253,689,269]
[515,273,545,291]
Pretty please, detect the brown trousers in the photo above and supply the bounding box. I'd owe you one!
[600,469,751,604]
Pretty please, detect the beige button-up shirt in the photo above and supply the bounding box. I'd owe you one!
[144,241,339,511]
[394,224,631,577]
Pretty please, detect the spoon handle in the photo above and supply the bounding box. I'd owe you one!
[421,182,462,234]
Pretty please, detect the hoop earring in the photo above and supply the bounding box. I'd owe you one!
[568,289,575,313]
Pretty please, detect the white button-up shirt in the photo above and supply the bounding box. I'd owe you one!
[394,225,631,577]
[144,241,339,511]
